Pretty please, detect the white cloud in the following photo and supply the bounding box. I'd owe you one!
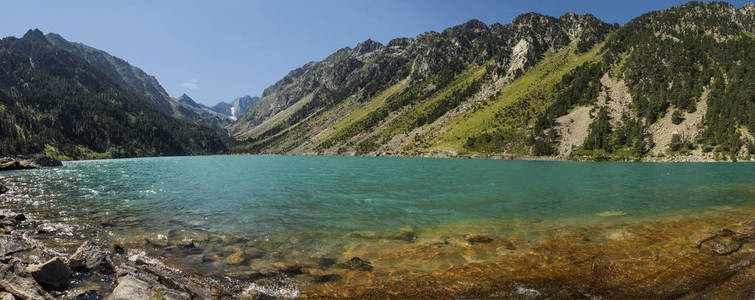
[181,78,199,90]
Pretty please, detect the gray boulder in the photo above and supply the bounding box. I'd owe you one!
[0,258,51,300]
[68,241,114,274]
[0,235,34,257]
[107,268,191,300]
[27,257,72,289]
[106,275,155,300]
[107,261,216,300]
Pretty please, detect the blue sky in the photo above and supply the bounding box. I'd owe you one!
[1,0,749,106]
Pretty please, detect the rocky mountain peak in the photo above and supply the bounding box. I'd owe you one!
[177,94,199,107]
[512,12,557,28]
[442,19,490,41]
[739,1,755,32]
[354,39,383,55]
[387,37,411,48]
[22,29,49,44]
[461,19,488,32]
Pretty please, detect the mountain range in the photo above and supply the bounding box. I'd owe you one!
[230,1,755,161]
[0,1,752,161]
[208,95,260,120]
[0,30,227,159]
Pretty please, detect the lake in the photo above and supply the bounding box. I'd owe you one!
[1,155,754,297]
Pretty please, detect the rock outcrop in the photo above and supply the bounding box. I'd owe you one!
[0,258,51,300]
[27,257,72,289]
[68,241,115,274]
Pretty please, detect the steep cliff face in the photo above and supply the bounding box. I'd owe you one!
[209,96,260,119]
[231,2,754,161]
[45,33,234,133]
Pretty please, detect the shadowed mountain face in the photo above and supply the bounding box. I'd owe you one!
[230,2,755,162]
[0,29,228,159]
[44,33,234,133]
[209,95,260,120]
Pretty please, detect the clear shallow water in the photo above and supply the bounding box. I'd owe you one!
[2,155,754,239]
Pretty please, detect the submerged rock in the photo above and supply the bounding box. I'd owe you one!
[386,231,416,242]
[341,257,373,271]
[696,228,755,255]
[225,250,246,265]
[314,257,336,270]
[27,257,72,289]
[597,210,628,217]
[144,238,169,248]
[68,241,114,274]
[13,214,26,222]
[463,233,493,244]
[310,273,341,283]
[273,261,302,274]
[0,258,51,300]
[739,220,755,234]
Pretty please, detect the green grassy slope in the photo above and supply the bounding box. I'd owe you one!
[419,42,604,154]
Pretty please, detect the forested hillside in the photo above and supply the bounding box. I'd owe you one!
[45,33,235,133]
[231,1,754,161]
[0,30,228,159]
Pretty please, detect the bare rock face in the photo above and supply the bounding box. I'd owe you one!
[0,258,51,300]
[27,257,72,289]
[68,241,114,274]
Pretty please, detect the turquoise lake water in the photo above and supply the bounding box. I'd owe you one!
[2,155,754,240]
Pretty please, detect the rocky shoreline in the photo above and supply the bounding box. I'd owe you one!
[0,203,395,299]
[0,157,63,172]
[0,211,246,299]
[0,178,265,299]
[255,150,754,162]
[2,198,753,299]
